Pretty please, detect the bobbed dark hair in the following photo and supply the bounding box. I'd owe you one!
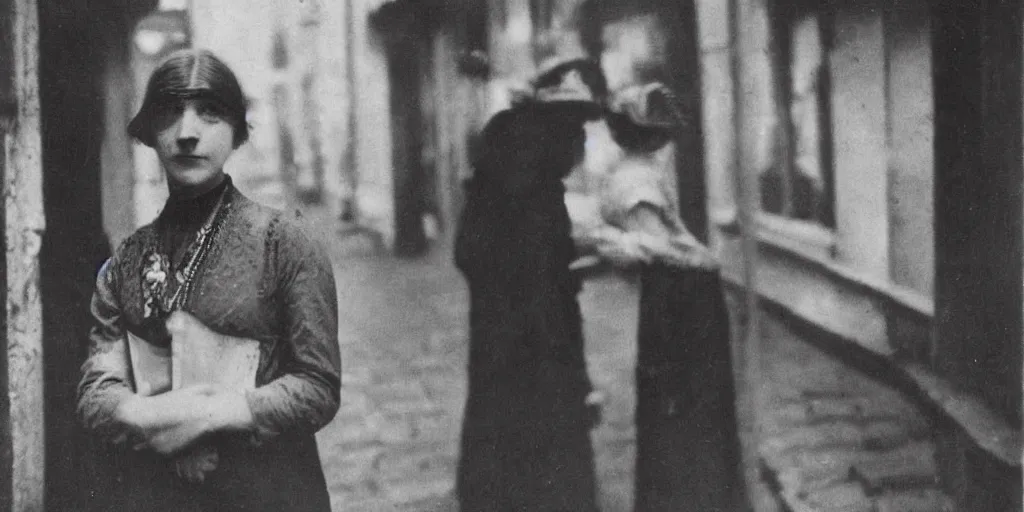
[128,48,250,147]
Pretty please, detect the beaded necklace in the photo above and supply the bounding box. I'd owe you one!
[165,187,230,311]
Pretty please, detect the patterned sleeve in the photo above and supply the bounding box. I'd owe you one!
[244,213,342,443]
[77,256,136,443]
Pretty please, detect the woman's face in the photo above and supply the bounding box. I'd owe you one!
[152,97,236,191]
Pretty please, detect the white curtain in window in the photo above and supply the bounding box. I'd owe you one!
[789,13,824,192]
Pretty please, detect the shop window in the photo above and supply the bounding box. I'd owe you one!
[530,0,555,33]
[761,0,835,228]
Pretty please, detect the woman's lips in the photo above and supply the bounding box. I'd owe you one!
[173,155,206,164]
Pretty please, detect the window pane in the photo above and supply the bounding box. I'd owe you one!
[760,5,833,226]
[789,12,825,222]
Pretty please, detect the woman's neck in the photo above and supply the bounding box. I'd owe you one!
[159,174,231,230]
[167,172,228,200]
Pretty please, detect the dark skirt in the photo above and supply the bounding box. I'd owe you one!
[457,358,598,512]
[81,433,331,512]
[634,264,744,512]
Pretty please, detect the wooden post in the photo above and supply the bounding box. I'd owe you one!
[730,0,764,508]
[386,34,429,257]
[0,0,13,505]
[374,3,433,257]
[3,0,45,509]
[341,0,359,222]
[932,0,1023,509]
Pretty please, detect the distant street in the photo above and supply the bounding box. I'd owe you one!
[239,174,948,512]
[309,232,641,511]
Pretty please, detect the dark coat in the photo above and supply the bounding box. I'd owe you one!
[77,184,341,512]
[454,106,598,512]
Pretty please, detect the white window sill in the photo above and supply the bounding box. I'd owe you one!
[715,210,934,318]
[755,212,835,260]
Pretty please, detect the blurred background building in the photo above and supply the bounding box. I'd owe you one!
[1,0,1022,510]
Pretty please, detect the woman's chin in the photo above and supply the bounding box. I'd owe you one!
[166,169,223,191]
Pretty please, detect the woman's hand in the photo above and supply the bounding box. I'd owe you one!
[114,385,253,455]
[174,445,220,484]
[114,385,217,455]
[627,232,718,270]
[662,235,719,270]
[591,228,652,268]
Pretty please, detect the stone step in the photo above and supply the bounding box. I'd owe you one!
[760,449,855,502]
[792,482,874,512]
[763,393,933,433]
[849,441,939,493]
[873,489,956,512]
[760,419,924,466]
[780,484,955,512]
[761,433,942,504]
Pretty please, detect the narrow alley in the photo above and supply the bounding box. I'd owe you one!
[266,191,955,512]
[3,0,1023,510]
[306,222,640,511]
[260,179,951,512]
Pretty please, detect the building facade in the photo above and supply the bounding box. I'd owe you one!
[3,0,1023,509]
[455,0,1024,508]
[697,0,1022,509]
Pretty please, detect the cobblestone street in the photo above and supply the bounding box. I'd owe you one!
[753,313,954,512]
[2,0,1018,507]
[310,230,641,512]
[243,171,952,512]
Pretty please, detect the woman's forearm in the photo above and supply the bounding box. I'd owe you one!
[114,385,255,455]
[623,203,718,269]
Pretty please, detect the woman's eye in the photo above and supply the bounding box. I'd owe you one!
[197,102,225,119]
[150,102,184,127]
[155,101,184,117]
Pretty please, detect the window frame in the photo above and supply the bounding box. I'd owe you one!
[761,0,837,232]
[529,0,555,34]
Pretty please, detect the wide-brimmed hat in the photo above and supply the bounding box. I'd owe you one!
[606,82,684,129]
[528,57,606,120]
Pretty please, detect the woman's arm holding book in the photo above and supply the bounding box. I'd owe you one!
[243,216,342,444]
[77,257,137,444]
[76,258,243,456]
[113,220,342,454]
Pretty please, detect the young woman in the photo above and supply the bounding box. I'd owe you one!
[454,102,600,512]
[77,49,341,511]
[586,82,744,511]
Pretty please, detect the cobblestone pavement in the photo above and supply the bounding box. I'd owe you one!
[240,174,951,512]
[312,233,641,512]
[752,312,955,512]
[240,174,638,511]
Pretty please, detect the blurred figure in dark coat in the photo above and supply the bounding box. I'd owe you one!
[454,98,601,511]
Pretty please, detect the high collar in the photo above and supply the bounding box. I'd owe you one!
[158,174,232,230]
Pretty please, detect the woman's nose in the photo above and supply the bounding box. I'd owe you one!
[176,107,201,145]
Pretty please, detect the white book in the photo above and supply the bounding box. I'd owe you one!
[126,314,260,395]
[126,331,172,397]
[171,327,261,391]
